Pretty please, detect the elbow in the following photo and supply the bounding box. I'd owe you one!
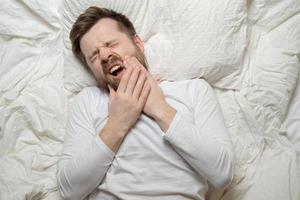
[60,192,80,200]
[59,190,75,200]
[211,168,233,189]
[58,186,75,200]
[57,169,81,200]
[210,147,234,189]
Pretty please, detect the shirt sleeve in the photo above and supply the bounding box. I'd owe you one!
[163,80,234,189]
[56,88,115,200]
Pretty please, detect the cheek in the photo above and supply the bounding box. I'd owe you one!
[91,66,107,87]
[89,62,105,79]
[114,42,138,57]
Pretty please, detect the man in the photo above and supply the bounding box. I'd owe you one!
[57,6,234,200]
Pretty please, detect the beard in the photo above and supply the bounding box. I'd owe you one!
[97,46,148,92]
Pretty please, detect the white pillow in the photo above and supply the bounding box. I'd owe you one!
[63,0,247,90]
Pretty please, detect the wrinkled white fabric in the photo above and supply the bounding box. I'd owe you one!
[0,1,65,199]
[57,79,234,200]
[206,0,300,199]
[284,76,300,152]
[0,0,300,199]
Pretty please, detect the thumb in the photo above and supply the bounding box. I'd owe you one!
[107,84,116,97]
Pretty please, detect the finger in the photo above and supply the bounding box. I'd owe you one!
[125,56,145,72]
[108,84,116,98]
[129,57,151,79]
[129,56,151,82]
[145,73,156,86]
[132,72,146,100]
[130,57,145,70]
[153,74,164,83]
[125,66,141,95]
[123,56,139,71]
[117,63,133,93]
[123,55,132,66]
[128,57,155,86]
[137,80,151,109]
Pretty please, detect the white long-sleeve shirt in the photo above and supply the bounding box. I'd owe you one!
[57,79,234,200]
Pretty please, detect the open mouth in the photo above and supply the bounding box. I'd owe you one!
[109,64,124,77]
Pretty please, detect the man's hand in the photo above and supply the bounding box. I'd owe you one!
[125,57,177,133]
[100,62,150,152]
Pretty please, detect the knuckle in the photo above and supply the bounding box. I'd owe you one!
[136,103,143,110]
[140,73,145,80]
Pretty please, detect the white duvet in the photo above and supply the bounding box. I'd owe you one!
[0,0,299,200]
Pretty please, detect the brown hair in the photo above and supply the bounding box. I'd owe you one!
[70,6,137,67]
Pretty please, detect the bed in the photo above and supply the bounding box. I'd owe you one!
[0,0,299,199]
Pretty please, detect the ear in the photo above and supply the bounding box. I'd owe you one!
[133,35,144,53]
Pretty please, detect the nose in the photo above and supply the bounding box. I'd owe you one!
[99,46,113,61]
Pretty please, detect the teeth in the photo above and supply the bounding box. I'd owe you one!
[110,65,121,74]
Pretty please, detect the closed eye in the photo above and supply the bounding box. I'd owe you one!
[89,50,99,62]
[91,54,98,62]
[108,41,118,48]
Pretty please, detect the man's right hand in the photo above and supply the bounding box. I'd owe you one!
[99,62,150,153]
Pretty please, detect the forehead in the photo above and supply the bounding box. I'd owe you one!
[80,18,126,52]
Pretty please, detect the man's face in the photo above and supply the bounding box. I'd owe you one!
[80,18,146,90]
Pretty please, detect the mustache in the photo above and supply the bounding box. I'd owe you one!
[100,46,148,73]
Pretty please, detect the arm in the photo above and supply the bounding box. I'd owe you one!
[57,89,115,200]
[124,57,233,188]
[163,80,234,188]
[57,64,150,200]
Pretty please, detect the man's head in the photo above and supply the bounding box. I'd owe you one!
[70,6,148,90]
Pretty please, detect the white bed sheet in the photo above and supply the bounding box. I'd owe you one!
[285,75,300,152]
[0,0,299,200]
[0,0,64,199]
[207,0,300,199]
